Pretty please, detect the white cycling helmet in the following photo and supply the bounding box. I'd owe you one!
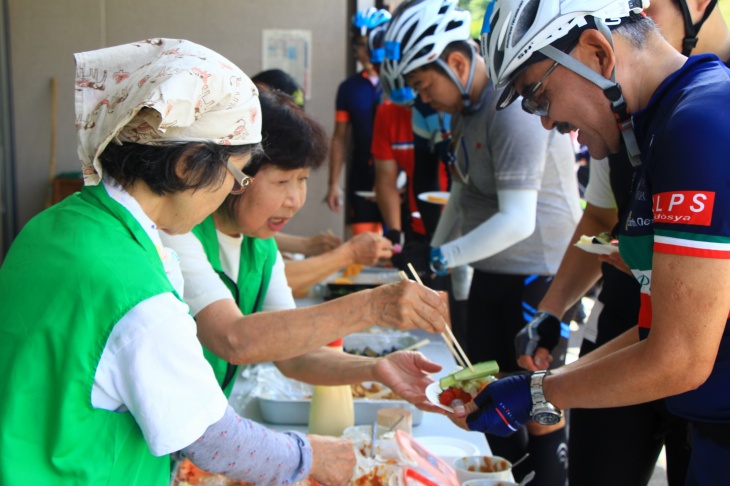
[381,0,474,107]
[482,0,644,91]
[481,0,646,165]
[352,7,392,38]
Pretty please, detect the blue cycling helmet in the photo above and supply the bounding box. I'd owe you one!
[352,7,392,38]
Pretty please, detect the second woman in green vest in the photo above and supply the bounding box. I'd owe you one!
[163,86,448,407]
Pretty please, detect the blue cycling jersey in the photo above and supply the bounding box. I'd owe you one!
[619,54,730,422]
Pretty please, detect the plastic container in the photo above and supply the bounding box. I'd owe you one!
[308,339,354,436]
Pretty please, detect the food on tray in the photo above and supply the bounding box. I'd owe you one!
[426,194,448,204]
[332,277,354,285]
[576,231,616,246]
[352,382,401,400]
[437,361,499,406]
[464,455,511,473]
[342,263,365,278]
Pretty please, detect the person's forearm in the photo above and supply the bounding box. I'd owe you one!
[374,162,402,231]
[276,348,378,385]
[196,291,380,364]
[560,326,639,370]
[283,245,354,292]
[180,406,312,485]
[328,135,347,188]
[538,204,618,317]
[275,233,308,255]
[438,189,536,268]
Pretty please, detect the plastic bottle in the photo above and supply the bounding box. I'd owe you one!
[308,338,355,436]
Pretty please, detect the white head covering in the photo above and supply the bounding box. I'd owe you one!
[74,38,261,186]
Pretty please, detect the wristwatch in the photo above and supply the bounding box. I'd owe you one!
[530,370,562,425]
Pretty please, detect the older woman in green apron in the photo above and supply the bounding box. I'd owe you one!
[0,39,359,485]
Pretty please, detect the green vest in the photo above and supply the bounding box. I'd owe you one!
[191,215,277,396]
[0,184,178,485]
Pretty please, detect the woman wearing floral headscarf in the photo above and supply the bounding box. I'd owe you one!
[0,39,354,485]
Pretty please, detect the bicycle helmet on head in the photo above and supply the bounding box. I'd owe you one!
[353,7,392,38]
[368,23,390,64]
[381,0,475,109]
[481,0,646,166]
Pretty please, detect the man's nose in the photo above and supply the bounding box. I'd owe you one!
[540,115,557,131]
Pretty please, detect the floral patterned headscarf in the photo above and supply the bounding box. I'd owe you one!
[74,38,261,186]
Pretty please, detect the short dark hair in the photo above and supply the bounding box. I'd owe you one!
[217,85,329,221]
[611,14,660,49]
[409,40,473,77]
[98,138,262,196]
[251,69,305,109]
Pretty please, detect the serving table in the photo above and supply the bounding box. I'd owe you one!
[228,293,492,457]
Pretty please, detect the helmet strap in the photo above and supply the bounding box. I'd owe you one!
[677,0,719,56]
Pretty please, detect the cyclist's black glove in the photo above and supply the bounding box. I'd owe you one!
[514,311,562,358]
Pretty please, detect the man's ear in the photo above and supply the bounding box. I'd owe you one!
[446,50,472,85]
[574,29,616,80]
[694,0,716,22]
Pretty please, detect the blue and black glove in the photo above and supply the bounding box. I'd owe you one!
[514,311,562,359]
[466,373,532,437]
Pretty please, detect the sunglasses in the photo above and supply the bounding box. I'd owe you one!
[521,61,559,117]
[225,159,253,195]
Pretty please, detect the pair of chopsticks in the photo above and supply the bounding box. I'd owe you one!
[399,263,474,373]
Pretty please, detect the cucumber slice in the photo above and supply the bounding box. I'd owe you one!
[452,361,499,382]
[439,372,459,389]
[438,361,499,389]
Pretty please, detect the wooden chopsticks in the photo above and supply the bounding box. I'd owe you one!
[399,264,475,372]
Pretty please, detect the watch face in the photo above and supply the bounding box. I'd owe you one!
[534,411,562,426]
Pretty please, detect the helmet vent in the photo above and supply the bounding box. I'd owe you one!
[511,0,539,48]
[446,20,464,32]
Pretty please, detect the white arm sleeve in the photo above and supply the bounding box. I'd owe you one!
[438,189,537,268]
[583,157,617,209]
[430,180,464,247]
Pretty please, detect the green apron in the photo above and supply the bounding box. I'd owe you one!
[191,215,277,396]
[0,184,179,485]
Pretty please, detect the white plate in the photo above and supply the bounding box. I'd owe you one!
[417,191,450,205]
[574,242,619,255]
[355,190,376,198]
[425,382,454,413]
[414,435,481,458]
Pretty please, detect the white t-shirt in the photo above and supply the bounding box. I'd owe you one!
[583,157,617,209]
[91,181,228,456]
[159,230,295,315]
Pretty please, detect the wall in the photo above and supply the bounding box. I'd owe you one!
[7,0,348,238]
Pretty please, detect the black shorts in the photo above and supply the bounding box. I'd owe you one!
[569,393,690,486]
[466,271,569,373]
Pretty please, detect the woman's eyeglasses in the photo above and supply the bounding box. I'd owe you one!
[225,160,253,195]
[521,61,559,117]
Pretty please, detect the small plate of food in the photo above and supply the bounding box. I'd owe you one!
[417,191,450,205]
[574,233,619,255]
[426,361,500,413]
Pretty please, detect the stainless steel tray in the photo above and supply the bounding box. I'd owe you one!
[257,396,423,426]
